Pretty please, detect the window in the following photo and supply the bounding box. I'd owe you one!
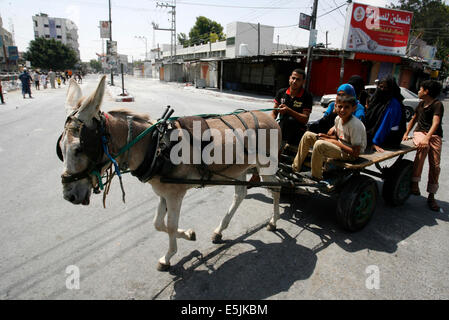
[34,20,38,27]
[44,24,49,28]
[226,37,235,46]
[57,35,62,39]
[45,34,50,38]
[56,25,61,28]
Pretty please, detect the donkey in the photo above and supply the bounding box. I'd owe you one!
[58,76,282,271]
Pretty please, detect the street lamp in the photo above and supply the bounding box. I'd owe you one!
[135,36,148,61]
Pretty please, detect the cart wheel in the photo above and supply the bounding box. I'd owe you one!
[336,175,378,232]
[382,159,413,206]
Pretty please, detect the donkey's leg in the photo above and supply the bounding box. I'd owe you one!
[261,174,281,231]
[154,196,196,240]
[157,192,195,271]
[153,196,168,233]
[212,173,247,243]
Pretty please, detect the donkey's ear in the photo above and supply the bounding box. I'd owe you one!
[65,78,82,115]
[77,76,106,127]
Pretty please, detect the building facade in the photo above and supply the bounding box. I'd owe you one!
[32,13,80,58]
[0,16,16,71]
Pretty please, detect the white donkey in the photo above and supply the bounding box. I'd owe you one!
[58,76,282,271]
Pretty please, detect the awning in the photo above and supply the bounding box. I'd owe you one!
[354,52,402,64]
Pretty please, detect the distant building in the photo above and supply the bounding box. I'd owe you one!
[160,21,295,62]
[0,16,15,71]
[32,13,80,58]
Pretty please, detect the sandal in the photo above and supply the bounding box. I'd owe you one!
[427,197,440,212]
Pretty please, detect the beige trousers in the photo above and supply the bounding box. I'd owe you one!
[412,131,442,194]
[292,131,353,179]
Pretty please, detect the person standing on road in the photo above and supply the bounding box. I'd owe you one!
[40,73,47,89]
[19,68,33,99]
[403,80,444,212]
[48,69,56,89]
[33,71,40,90]
[248,68,313,186]
[0,78,5,104]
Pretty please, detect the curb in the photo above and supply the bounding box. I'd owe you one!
[106,84,135,102]
[115,95,135,102]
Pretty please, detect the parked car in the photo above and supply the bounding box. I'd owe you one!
[320,85,420,121]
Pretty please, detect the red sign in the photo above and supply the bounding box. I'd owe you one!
[342,2,413,56]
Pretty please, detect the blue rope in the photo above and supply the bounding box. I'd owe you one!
[101,135,121,177]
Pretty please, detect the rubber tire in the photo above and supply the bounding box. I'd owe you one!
[336,175,378,232]
[382,159,413,206]
[405,106,414,122]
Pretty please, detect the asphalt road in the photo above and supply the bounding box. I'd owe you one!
[0,75,448,300]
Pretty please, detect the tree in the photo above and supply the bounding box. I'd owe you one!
[178,16,225,47]
[23,37,78,70]
[390,0,449,76]
[178,32,189,47]
[89,59,102,73]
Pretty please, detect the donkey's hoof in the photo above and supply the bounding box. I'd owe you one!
[211,232,222,244]
[188,230,196,241]
[266,223,277,232]
[157,262,170,272]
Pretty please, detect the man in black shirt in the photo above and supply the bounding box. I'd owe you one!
[273,68,313,146]
[248,68,313,187]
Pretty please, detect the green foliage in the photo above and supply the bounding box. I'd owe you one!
[178,16,226,47]
[89,59,102,72]
[391,0,449,76]
[23,37,78,70]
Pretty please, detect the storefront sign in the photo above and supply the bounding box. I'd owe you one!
[342,2,413,56]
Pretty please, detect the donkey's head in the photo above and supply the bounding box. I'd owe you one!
[57,76,106,205]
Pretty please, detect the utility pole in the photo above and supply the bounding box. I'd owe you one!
[108,0,114,85]
[326,31,329,48]
[257,23,260,56]
[153,1,176,62]
[305,0,318,91]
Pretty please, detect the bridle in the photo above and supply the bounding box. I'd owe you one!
[56,111,109,192]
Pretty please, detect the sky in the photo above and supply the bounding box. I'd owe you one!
[0,0,403,62]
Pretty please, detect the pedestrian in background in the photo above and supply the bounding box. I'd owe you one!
[40,73,47,89]
[403,80,444,212]
[0,78,5,104]
[33,71,40,90]
[19,68,33,98]
[48,69,56,89]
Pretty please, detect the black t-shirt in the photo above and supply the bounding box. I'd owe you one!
[274,87,313,145]
[415,99,444,137]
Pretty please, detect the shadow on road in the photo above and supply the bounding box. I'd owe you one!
[166,227,321,300]
[277,188,449,254]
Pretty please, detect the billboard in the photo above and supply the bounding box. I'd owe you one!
[342,2,413,55]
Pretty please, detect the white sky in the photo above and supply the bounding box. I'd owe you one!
[0,0,402,62]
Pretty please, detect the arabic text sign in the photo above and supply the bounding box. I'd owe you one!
[342,2,413,56]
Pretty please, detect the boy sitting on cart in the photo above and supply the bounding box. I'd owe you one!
[291,96,367,185]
